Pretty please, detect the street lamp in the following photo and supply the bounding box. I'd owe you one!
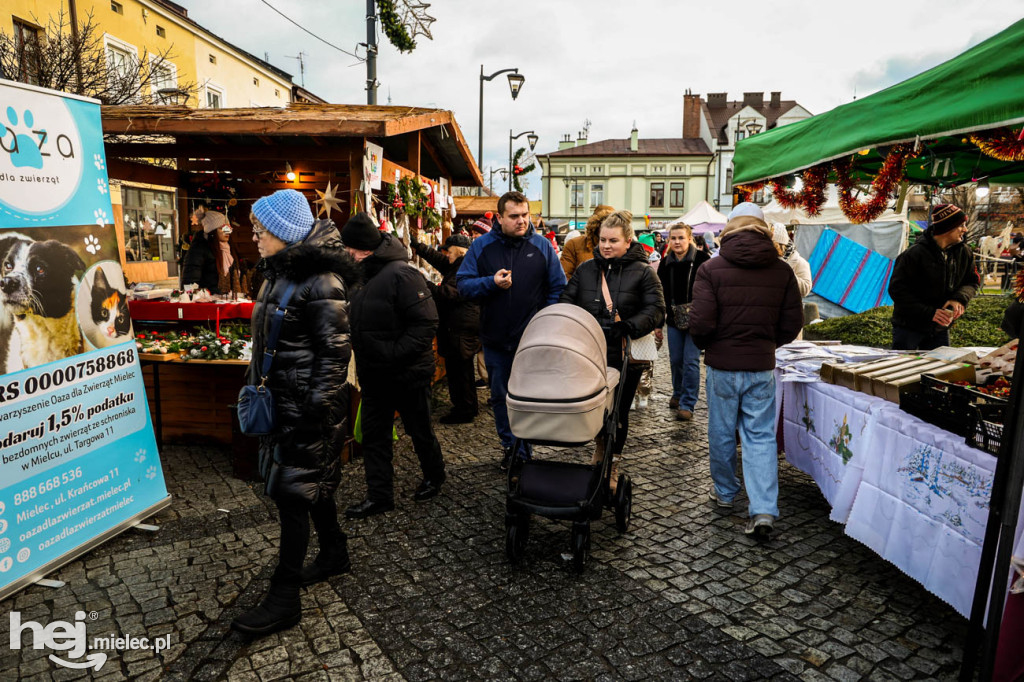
[509,130,538,192]
[563,176,580,231]
[478,66,524,188]
[489,167,509,195]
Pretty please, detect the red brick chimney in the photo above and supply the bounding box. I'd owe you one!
[683,92,702,139]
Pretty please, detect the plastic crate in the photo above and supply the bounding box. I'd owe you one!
[900,390,969,436]
[967,402,1007,455]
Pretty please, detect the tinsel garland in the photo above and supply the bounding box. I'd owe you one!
[376,0,416,53]
[769,164,830,216]
[511,147,536,193]
[833,144,916,224]
[970,127,1024,162]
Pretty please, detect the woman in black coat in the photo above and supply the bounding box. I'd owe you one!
[412,233,481,423]
[180,218,221,294]
[231,190,360,637]
[560,210,665,479]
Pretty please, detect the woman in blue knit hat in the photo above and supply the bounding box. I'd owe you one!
[231,189,361,636]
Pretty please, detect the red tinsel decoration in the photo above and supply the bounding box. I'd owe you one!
[970,127,1024,162]
[769,164,829,216]
[733,183,764,203]
[833,144,916,224]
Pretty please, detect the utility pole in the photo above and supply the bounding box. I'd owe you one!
[366,0,378,104]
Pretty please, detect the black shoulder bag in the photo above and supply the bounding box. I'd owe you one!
[237,282,298,436]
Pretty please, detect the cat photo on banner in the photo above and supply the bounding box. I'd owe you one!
[77,260,133,350]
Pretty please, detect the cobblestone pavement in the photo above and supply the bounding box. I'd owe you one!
[1,350,969,681]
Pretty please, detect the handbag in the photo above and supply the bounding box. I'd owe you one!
[237,282,298,436]
[600,270,657,364]
[668,259,692,331]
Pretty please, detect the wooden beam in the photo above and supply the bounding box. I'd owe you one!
[103,141,362,162]
[106,158,180,187]
[408,131,422,177]
[257,135,274,146]
[419,133,446,177]
[383,110,452,137]
[102,117,388,137]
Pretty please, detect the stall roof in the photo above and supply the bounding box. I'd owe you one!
[102,103,484,186]
[733,18,1024,187]
[453,196,542,219]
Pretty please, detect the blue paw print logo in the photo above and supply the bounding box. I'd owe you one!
[4,106,43,170]
[145,466,158,480]
[134,449,146,464]
[97,178,108,194]
[94,153,105,171]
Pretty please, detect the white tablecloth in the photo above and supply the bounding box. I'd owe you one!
[782,380,1023,617]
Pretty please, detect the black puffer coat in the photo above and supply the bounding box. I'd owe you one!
[181,232,220,293]
[657,244,710,327]
[560,241,665,363]
[349,233,439,390]
[889,231,980,333]
[247,219,360,503]
[412,241,481,359]
[689,217,803,371]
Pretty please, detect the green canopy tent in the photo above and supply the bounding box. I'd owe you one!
[733,17,1024,189]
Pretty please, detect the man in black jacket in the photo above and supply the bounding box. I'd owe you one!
[888,203,979,350]
[342,213,446,519]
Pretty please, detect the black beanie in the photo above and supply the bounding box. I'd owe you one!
[341,212,383,250]
[930,203,966,236]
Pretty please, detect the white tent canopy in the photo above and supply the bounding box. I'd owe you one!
[673,200,728,231]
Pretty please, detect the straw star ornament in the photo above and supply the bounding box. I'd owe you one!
[315,181,343,218]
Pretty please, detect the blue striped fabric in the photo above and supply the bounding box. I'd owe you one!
[808,229,894,314]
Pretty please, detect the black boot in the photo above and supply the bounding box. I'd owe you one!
[230,582,301,636]
[298,537,351,587]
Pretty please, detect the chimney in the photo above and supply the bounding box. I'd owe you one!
[770,91,781,108]
[558,133,575,151]
[683,92,701,139]
[707,92,727,109]
[629,124,639,152]
[576,130,587,147]
[743,92,764,108]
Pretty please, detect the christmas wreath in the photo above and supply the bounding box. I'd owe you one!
[511,147,536,193]
[386,175,441,231]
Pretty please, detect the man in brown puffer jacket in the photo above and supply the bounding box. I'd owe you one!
[688,204,803,541]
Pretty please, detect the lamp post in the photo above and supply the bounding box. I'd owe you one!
[478,66,524,194]
[488,167,509,196]
[563,176,579,230]
[509,130,538,192]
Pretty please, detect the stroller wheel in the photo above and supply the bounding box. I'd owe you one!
[570,522,590,572]
[615,475,633,534]
[505,514,529,563]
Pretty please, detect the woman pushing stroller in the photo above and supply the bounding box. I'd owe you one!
[560,210,665,487]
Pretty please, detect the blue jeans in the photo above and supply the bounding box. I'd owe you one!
[705,366,779,518]
[667,326,701,412]
[483,346,532,459]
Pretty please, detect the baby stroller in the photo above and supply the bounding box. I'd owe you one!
[504,303,633,571]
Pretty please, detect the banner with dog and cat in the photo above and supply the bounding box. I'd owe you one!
[0,79,170,601]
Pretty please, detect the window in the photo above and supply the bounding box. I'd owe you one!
[274,88,280,98]
[122,186,178,274]
[150,58,176,99]
[208,54,217,64]
[105,37,139,99]
[155,25,166,38]
[12,19,41,85]
[590,183,604,207]
[591,165,603,174]
[572,165,586,175]
[253,77,260,86]
[570,183,584,208]
[670,182,685,208]
[672,165,686,174]
[110,1,123,14]
[652,165,665,173]
[206,85,224,109]
[650,182,665,209]
[735,130,746,143]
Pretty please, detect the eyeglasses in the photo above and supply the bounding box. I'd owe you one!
[252,228,268,238]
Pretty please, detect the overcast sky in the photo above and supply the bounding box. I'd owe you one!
[177,1,1021,199]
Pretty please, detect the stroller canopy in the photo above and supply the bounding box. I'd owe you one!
[509,304,610,402]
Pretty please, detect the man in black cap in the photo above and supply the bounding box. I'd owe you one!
[889,203,980,350]
[342,212,446,518]
[411,231,481,423]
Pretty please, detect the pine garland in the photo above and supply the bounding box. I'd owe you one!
[386,176,440,231]
[511,147,536,193]
[377,0,416,53]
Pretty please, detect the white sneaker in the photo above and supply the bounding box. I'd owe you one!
[638,397,648,409]
[630,398,637,411]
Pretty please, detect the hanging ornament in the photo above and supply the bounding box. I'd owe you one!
[397,1,435,41]
[314,181,344,218]
[834,144,916,224]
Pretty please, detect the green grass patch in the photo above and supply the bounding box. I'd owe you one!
[803,295,1013,347]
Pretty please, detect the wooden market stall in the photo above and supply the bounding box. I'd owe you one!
[100,102,484,454]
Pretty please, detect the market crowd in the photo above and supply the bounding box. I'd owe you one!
[228,186,977,637]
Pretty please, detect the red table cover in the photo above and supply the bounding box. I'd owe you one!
[128,300,255,322]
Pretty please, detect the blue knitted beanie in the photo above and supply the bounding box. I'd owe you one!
[252,189,314,244]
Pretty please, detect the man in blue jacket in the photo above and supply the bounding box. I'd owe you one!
[457,191,566,469]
